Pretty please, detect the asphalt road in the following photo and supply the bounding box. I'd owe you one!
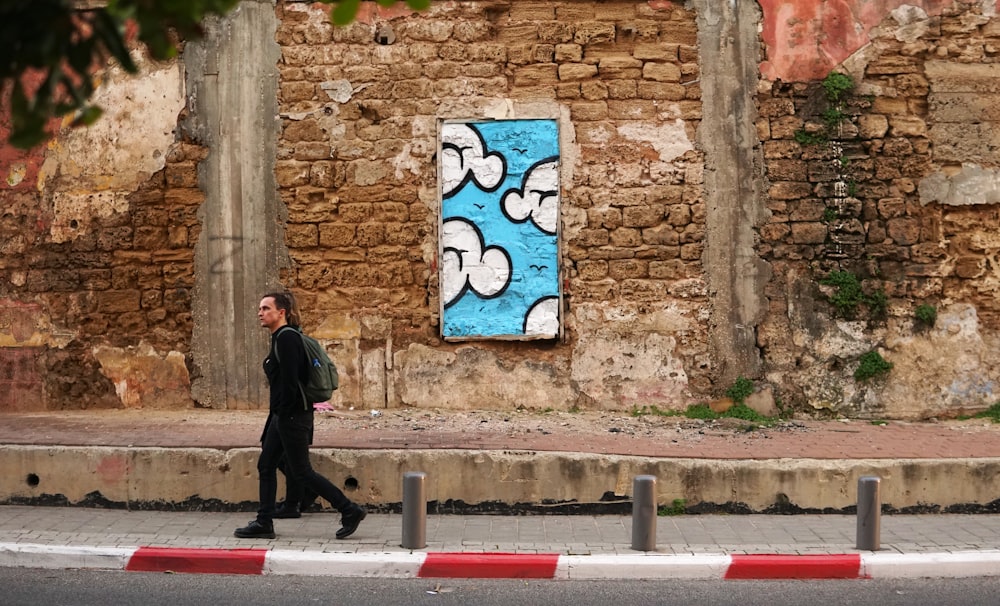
[6,568,1000,606]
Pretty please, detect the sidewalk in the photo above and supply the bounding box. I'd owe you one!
[3,408,1000,458]
[2,505,1000,579]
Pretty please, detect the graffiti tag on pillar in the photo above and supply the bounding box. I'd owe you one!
[208,235,245,275]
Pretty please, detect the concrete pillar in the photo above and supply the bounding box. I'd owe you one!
[184,0,283,409]
[694,0,770,385]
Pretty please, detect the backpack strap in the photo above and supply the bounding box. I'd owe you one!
[271,325,309,411]
[271,326,294,363]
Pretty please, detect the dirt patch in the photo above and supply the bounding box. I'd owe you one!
[329,407,800,439]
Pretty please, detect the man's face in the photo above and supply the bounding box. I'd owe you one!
[258,297,286,332]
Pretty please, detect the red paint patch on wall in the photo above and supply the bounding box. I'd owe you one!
[759,0,972,82]
[0,121,49,192]
[0,70,60,191]
[96,454,129,483]
[0,300,43,343]
[0,347,44,411]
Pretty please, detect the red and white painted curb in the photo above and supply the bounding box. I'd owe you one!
[2,544,999,579]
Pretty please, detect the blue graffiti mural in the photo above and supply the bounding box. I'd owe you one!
[440,119,560,339]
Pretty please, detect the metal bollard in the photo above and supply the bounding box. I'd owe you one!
[856,475,881,551]
[401,471,427,549]
[631,475,658,552]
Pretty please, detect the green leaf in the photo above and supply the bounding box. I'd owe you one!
[94,9,138,73]
[10,80,29,117]
[9,126,49,150]
[331,0,361,26]
[103,0,135,21]
[66,38,94,77]
[406,0,431,9]
[140,27,177,61]
[54,101,79,115]
[60,74,89,106]
[71,106,104,127]
[9,82,49,149]
[36,67,62,111]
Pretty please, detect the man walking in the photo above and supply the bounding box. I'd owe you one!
[235,291,366,540]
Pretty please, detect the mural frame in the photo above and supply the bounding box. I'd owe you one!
[436,117,564,343]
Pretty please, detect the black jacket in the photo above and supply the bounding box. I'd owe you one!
[264,325,309,417]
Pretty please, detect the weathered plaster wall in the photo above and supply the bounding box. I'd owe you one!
[5,444,1000,512]
[758,0,995,82]
[0,51,200,411]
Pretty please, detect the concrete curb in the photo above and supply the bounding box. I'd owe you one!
[3,543,1000,579]
[7,445,1000,514]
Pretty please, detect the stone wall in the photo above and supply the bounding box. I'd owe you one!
[756,0,1000,418]
[3,0,1000,419]
[0,57,200,410]
[274,0,712,411]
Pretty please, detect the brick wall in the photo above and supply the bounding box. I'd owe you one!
[0,141,205,409]
[273,0,713,407]
[756,2,1000,415]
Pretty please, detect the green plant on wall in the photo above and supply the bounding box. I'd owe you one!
[819,271,866,318]
[822,71,855,104]
[681,402,776,428]
[822,107,846,129]
[725,376,754,404]
[819,271,887,321]
[659,498,687,516]
[914,303,937,329]
[854,350,893,382]
[867,289,888,320]
[795,71,856,147]
[794,129,827,146]
[973,402,1000,423]
[685,403,716,420]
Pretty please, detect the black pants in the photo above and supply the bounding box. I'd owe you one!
[257,412,351,523]
[276,455,318,507]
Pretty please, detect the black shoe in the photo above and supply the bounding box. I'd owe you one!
[335,505,366,539]
[300,491,319,512]
[274,502,301,519]
[234,519,275,539]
